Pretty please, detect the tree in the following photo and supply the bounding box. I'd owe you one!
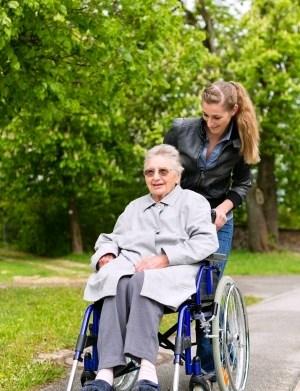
[229,0,300,250]
[177,0,300,251]
[0,0,209,254]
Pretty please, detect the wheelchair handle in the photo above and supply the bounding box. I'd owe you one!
[211,208,216,223]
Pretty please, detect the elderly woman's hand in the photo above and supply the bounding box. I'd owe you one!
[97,253,116,269]
[135,254,169,272]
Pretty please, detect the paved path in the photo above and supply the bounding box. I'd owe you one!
[40,276,300,391]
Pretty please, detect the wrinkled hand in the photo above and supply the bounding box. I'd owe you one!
[97,253,115,269]
[135,254,169,272]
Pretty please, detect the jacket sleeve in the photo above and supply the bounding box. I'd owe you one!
[161,195,219,266]
[227,158,252,208]
[90,203,133,271]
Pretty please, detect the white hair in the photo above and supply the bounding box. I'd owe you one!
[144,144,184,175]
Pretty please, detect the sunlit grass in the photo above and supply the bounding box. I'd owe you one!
[0,287,87,391]
[0,249,89,284]
[227,250,300,275]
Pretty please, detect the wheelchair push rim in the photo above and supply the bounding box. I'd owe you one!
[212,276,250,391]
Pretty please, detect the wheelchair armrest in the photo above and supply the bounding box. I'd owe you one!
[206,253,226,262]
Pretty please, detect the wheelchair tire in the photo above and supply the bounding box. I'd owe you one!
[212,276,249,391]
[113,358,139,391]
[189,376,212,391]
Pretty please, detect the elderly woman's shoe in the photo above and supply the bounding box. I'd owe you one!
[82,379,113,391]
[132,379,160,390]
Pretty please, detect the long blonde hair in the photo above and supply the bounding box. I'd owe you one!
[201,80,260,164]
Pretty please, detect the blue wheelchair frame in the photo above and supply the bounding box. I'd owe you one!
[66,253,225,391]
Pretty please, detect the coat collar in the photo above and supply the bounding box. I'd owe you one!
[142,185,183,211]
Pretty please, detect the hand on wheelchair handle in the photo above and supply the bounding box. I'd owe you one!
[211,209,216,223]
[211,208,227,231]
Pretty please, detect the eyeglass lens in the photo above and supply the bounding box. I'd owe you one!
[144,168,170,177]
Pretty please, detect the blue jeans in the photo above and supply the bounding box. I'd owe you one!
[197,218,234,372]
[216,217,234,274]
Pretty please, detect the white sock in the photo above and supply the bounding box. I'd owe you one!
[138,359,158,384]
[95,368,114,385]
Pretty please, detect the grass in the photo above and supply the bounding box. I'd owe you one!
[0,248,89,284]
[0,287,87,391]
[0,247,299,390]
[226,249,300,275]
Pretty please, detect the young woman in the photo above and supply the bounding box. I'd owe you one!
[164,80,260,375]
[164,80,260,260]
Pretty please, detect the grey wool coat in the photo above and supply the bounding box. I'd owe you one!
[84,185,218,310]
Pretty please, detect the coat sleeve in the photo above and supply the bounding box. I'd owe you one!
[90,202,134,271]
[227,158,252,208]
[161,195,219,266]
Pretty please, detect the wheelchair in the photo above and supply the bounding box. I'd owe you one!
[66,253,249,391]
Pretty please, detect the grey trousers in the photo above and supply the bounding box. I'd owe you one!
[97,272,164,369]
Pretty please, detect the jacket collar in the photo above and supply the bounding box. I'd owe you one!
[143,184,183,211]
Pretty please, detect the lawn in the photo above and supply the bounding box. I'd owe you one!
[0,287,86,391]
[0,247,299,391]
[0,248,89,284]
[227,249,300,275]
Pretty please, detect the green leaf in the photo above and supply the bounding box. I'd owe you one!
[8,1,19,9]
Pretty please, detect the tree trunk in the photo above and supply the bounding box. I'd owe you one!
[246,185,269,251]
[69,198,83,253]
[196,0,215,52]
[257,154,279,245]
[180,0,216,53]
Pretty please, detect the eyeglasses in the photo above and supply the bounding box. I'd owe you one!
[143,168,174,177]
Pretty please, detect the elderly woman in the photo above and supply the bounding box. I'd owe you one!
[83,144,218,391]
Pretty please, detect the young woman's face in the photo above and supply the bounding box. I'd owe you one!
[144,156,180,202]
[202,102,237,138]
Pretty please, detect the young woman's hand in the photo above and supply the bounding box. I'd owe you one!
[214,200,233,230]
[214,208,228,231]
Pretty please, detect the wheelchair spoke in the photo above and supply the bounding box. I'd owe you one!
[212,276,250,391]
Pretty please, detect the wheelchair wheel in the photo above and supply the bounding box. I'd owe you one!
[113,358,139,391]
[189,376,212,391]
[212,276,249,391]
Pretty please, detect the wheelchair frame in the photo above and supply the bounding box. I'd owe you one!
[66,253,249,391]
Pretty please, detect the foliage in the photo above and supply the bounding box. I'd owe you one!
[0,0,209,253]
[227,0,300,227]
[1,0,300,253]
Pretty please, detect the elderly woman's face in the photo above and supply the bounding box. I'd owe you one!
[144,156,180,202]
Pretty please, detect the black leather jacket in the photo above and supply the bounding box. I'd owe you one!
[164,118,251,209]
